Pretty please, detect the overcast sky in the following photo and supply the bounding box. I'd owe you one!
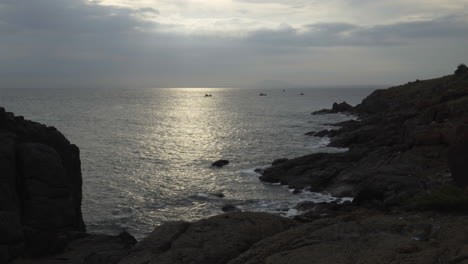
[0,0,467,88]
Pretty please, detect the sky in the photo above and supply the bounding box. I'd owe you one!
[0,0,467,88]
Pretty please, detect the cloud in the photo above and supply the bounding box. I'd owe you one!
[246,15,468,47]
[0,0,467,88]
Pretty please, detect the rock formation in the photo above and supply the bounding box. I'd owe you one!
[262,66,468,206]
[0,107,85,261]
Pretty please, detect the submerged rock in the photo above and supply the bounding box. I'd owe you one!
[212,160,230,167]
[222,204,241,213]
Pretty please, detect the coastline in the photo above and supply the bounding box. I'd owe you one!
[2,65,468,263]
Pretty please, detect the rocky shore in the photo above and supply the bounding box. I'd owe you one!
[2,65,468,263]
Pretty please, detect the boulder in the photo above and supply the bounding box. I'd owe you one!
[212,160,229,167]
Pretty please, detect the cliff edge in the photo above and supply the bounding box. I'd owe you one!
[0,108,85,261]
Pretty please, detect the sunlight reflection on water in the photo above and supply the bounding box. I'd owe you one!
[0,87,375,239]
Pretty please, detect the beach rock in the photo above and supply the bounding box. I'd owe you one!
[119,212,297,264]
[212,160,229,167]
[0,108,85,261]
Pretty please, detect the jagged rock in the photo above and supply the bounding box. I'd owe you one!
[312,101,353,115]
[212,160,229,167]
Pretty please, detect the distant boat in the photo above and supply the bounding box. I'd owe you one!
[259,93,267,96]
[205,94,212,97]
[300,93,304,95]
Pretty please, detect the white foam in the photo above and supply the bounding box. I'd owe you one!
[239,165,271,176]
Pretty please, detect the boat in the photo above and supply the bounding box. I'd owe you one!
[205,94,212,97]
[259,93,267,96]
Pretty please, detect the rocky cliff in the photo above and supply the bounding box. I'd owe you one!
[261,64,468,208]
[0,107,85,261]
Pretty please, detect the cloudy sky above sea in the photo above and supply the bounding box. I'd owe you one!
[0,0,467,88]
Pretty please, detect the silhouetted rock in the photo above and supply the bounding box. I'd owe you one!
[212,160,230,167]
[0,108,85,261]
[312,101,353,115]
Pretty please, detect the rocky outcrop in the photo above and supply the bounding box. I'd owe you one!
[262,66,468,206]
[119,212,296,264]
[228,212,468,264]
[312,101,353,115]
[0,107,85,261]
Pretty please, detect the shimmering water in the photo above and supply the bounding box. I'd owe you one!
[0,87,375,239]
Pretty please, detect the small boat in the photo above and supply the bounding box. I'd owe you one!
[300,93,304,95]
[259,93,267,96]
[205,94,212,97]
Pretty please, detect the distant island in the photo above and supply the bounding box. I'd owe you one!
[2,65,468,263]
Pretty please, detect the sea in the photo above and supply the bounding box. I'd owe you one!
[0,87,377,239]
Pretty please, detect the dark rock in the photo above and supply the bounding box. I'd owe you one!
[272,158,288,166]
[448,123,468,187]
[332,101,353,112]
[212,159,229,167]
[262,65,468,207]
[253,168,264,174]
[228,213,468,264]
[212,192,225,198]
[0,108,84,261]
[119,212,297,264]
[12,233,137,264]
[312,101,353,115]
[222,204,241,213]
